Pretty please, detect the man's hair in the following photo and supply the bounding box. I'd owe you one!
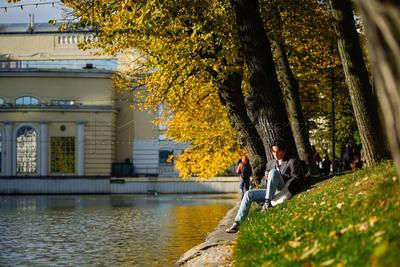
[270,140,287,151]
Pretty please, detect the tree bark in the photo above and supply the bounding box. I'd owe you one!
[328,0,390,165]
[217,71,267,179]
[229,0,298,160]
[273,40,317,173]
[356,0,400,177]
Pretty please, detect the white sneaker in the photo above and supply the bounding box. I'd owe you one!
[226,222,240,233]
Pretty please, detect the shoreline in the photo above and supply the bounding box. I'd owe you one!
[176,203,240,266]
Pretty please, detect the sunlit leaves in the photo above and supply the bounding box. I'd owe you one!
[62,0,243,177]
[62,0,355,177]
[164,94,244,179]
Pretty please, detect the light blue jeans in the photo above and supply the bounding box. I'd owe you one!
[234,169,285,223]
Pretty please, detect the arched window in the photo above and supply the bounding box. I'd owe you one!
[15,96,39,106]
[16,126,37,174]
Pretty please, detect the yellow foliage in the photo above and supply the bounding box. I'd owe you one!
[63,0,243,178]
[63,0,338,178]
[163,94,244,179]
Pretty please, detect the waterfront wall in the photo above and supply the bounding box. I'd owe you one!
[0,176,240,194]
[0,177,110,194]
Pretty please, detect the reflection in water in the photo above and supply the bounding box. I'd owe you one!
[0,194,237,266]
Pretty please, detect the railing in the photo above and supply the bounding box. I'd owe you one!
[111,163,134,177]
[0,59,117,71]
[0,103,114,110]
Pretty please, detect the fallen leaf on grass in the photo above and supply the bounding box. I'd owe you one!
[369,216,379,226]
[329,230,342,238]
[300,241,320,260]
[288,236,302,248]
[378,200,386,207]
[289,240,301,248]
[340,224,354,234]
[336,259,347,267]
[372,230,385,238]
[371,230,385,244]
[355,216,380,232]
[293,236,302,241]
[336,202,344,209]
[320,259,335,266]
[357,222,369,232]
[283,252,300,260]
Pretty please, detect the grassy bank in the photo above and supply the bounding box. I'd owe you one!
[233,161,400,266]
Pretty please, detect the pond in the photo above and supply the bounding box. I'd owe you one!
[0,194,238,266]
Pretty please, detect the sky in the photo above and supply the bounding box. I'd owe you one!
[0,0,65,24]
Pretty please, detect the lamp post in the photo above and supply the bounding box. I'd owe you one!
[330,64,336,173]
[329,38,336,174]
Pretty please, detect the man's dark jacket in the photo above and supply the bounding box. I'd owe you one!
[266,157,305,194]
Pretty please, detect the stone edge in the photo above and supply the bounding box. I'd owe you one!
[176,203,240,266]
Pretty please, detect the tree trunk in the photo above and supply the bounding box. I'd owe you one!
[217,71,267,179]
[230,0,298,160]
[273,40,318,173]
[328,0,390,165]
[356,0,400,178]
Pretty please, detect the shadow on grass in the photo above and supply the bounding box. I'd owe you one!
[302,170,353,192]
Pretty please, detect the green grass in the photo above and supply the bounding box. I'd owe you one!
[233,161,400,267]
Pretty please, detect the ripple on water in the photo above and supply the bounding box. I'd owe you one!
[0,194,237,266]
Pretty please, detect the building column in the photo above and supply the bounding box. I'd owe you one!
[4,121,12,176]
[40,120,48,176]
[77,120,86,176]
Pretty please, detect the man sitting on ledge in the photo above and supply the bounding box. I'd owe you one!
[226,140,305,233]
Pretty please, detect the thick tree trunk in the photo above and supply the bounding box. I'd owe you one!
[356,0,400,178]
[217,71,267,179]
[273,40,318,173]
[230,0,298,160]
[328,0,390,165]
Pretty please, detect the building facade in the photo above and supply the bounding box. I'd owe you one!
[0,23,186,177]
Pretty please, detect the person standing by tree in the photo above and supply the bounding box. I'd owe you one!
[226,140,305,233]
[236,155,252,199]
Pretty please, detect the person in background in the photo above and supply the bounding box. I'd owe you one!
[226,140,304,233]
[341,143,354,171]
[321,151,331,175]
[236,155,252,199]
[311,145,322,168]
[351,148,363,170]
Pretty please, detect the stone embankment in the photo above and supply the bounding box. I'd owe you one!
[177,204,239,267]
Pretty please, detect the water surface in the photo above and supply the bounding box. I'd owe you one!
[0,194,238,266]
